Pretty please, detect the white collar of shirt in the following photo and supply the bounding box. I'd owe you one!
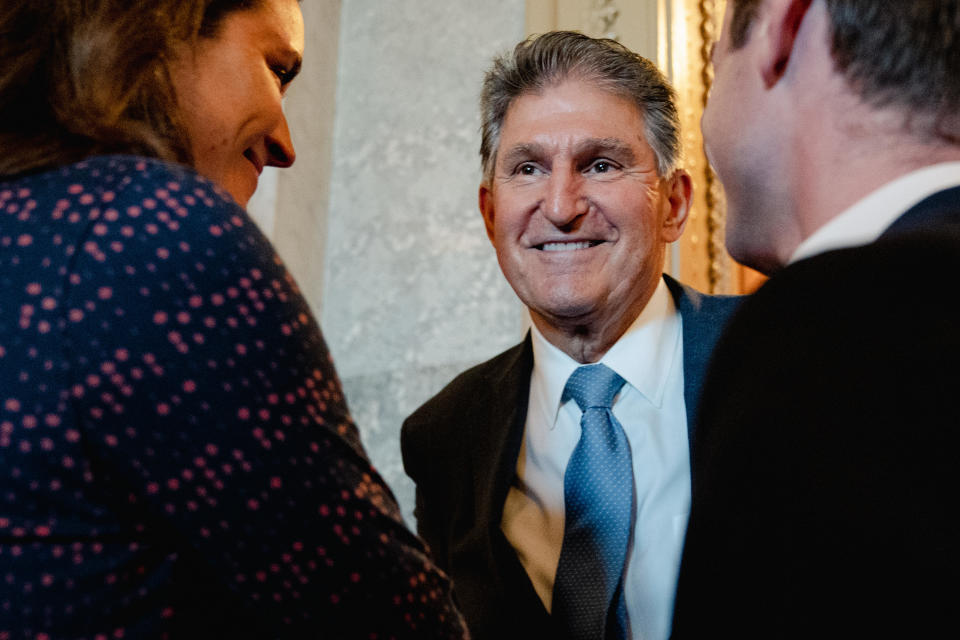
[790,161,960,264]
[528,276,679,428]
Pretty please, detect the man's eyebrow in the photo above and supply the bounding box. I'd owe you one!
[573,137,637,163]
[497,138,639,172]
[498,143,546,170]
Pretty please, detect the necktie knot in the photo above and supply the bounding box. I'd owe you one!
[563,363,626,412]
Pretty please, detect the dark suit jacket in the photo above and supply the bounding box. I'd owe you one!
[402,275,740,639]
[671,186,960,638]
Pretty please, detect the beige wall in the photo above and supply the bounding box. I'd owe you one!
[526,0,660,61]
[248,0,342,315]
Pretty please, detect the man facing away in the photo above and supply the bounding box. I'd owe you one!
[402,32,740,640]
[672,1,960,637]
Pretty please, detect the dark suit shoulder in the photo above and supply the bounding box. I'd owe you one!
[403,338,532,434]
[401,335,550,639]
[400,336,532,497]
[724,227,960,345]
[661,274,743,432]
[674,229,960,638]
[662,273,742,316]
[699,228,960,440]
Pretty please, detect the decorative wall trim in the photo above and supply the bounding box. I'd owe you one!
[697,0,728,292]
[588,0,621,39]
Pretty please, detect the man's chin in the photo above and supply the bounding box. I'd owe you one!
[529,298,603,328]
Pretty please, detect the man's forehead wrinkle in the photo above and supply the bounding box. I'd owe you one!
[503,142,546,159]
[572,137,638,162]
[500,137,637,164]
[497,142,548,172]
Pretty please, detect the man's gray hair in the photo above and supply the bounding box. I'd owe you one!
[479,31,682,184]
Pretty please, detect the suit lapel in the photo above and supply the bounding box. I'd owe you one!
[663,274,741,447]
[467,334,552,623]
[469,334,534,534]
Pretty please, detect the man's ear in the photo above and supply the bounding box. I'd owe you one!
[661,169,692,243]
[479,183,496,243]
[760,0,813,87]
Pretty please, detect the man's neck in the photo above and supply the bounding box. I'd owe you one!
[790,160,960,264]
[531,320,623,364]
[782,102,960,265]
[530,286,657,365]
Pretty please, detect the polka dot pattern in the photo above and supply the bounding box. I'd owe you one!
[553,364,633,639]
[0,156,467,638]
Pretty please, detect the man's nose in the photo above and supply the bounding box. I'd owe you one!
[265,114,296,168]
[542,169,588,227]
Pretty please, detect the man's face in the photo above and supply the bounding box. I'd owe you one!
[480,79,689,339]
[703,4,757,261]
[703,1,793,272]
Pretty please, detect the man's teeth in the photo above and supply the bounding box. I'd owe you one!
[541,241,594,251]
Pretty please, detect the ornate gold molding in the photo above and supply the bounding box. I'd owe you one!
[698,0,727,292]
[668,0,752,294]
[690,0,764,293]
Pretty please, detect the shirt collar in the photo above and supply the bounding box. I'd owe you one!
[529,277,681,427]
[790,161,960,264]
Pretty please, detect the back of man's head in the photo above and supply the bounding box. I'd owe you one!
[479,30,681,184]
[728,0,960,142]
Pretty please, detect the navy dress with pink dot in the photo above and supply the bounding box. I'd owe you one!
[0,156,467,638]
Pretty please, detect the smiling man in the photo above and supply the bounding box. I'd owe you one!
[401,32,740,640]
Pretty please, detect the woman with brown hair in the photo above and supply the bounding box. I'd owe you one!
[0,1,466,637]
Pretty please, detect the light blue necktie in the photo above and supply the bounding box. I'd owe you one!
[552,363,633,640]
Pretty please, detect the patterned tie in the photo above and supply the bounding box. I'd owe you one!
[552,363,633,640]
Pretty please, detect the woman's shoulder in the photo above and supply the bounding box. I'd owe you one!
[4,154,238,212]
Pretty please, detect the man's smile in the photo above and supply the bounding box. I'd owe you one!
[537,240,602,251]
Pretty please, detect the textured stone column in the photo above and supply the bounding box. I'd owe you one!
[322,1,527,523]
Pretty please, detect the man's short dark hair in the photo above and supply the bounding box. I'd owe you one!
[728,0,960,141]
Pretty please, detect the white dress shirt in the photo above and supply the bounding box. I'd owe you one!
[501,277,689,640]
[790,161,960,263]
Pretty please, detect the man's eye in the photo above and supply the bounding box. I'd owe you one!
[517,163,539,176]
[588,160,616,173]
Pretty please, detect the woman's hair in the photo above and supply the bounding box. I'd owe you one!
[0,0,261,178]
